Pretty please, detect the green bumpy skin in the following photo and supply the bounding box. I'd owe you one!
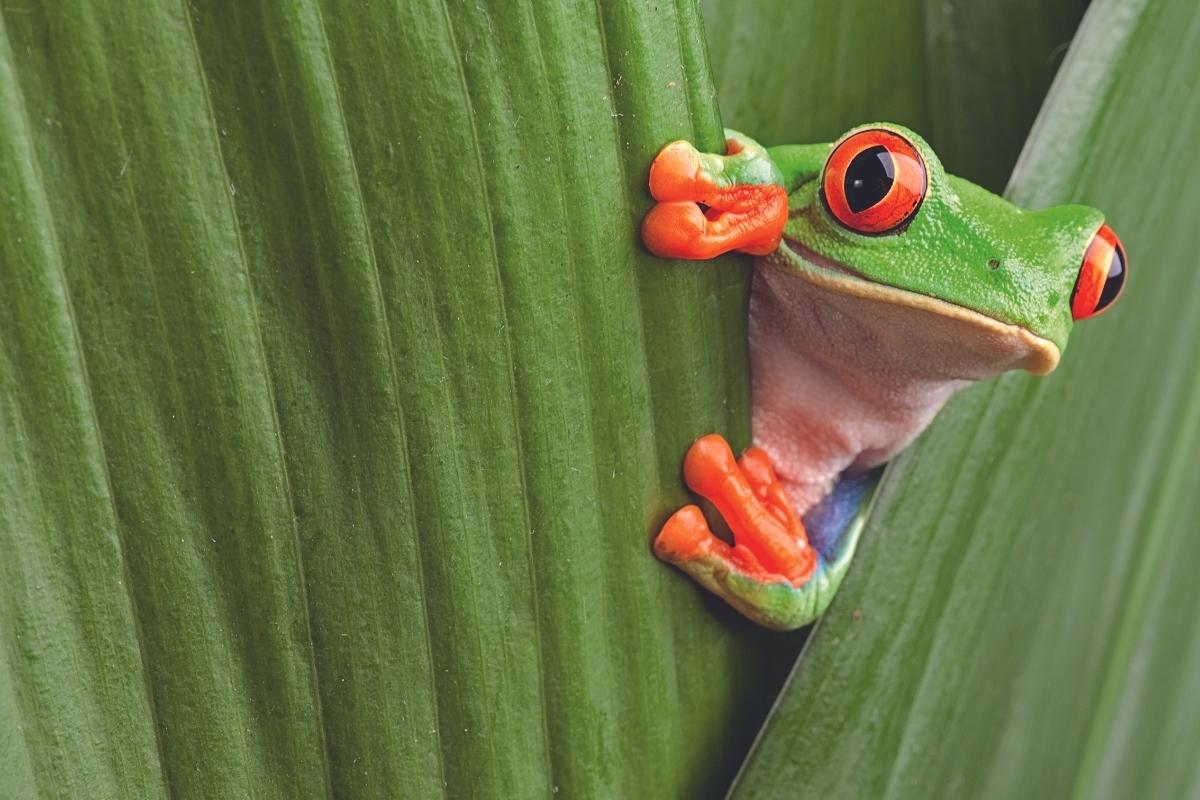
[770,124,1103,353]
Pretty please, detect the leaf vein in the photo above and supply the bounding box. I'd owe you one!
[178,3,335,796]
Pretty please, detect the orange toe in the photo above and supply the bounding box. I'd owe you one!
[641,201,709,259]
[648,141,703,201]
[682,434,740,499]
[654,504,724,561]
[738,447,776,493]
[739,446,803,533]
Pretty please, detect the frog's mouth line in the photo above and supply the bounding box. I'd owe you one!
[778,236,1061,375]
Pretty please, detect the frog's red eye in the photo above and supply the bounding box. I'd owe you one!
[821,129,928,235]
[1071,223,1127,320]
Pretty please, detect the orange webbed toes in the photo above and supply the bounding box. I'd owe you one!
[729,544,783,583]
[641,201,710,259]
[679,434,817,585]
[641,186,789,260]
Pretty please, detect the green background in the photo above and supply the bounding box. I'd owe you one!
[3,0,1196,798]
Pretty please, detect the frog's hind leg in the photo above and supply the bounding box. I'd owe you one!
[655,435,829,630]
[678,435,816,583]
[642,132,788,259]
[655,435,876,630]
[654,503,810,628]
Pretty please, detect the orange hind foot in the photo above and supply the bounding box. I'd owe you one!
[654,434,816,586]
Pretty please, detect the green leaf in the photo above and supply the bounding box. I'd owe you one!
[730,0,1200,797]
[0,2,795,797]
[701,0,1084,192]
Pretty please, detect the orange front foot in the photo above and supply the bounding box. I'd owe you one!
[641,136,788,260]
[654,434,816,587]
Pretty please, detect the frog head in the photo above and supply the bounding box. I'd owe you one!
[776,123,1127,374]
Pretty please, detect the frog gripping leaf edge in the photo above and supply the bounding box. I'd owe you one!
[642,125,1127,630]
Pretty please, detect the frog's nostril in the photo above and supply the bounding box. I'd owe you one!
[1071,223,1127,320]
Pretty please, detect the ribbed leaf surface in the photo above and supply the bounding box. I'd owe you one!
[0,2,789,797]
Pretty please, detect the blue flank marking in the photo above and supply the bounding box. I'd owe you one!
[802,468,883,563]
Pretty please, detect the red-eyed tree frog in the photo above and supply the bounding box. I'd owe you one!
[641,124,1126,630]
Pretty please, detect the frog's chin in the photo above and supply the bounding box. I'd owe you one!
[776,238,1061,376]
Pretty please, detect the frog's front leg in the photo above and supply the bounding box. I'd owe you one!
[641,131,788,259]
[655,434,843,631]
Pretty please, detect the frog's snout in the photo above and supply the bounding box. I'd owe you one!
[1071,223,1127,320]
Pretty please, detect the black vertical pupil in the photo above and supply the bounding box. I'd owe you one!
[844,146,895,213]
[1096,243,1126,311]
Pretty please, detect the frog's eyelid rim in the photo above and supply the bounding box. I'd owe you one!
[1071,223,1128,320]
[820,128,929,237]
